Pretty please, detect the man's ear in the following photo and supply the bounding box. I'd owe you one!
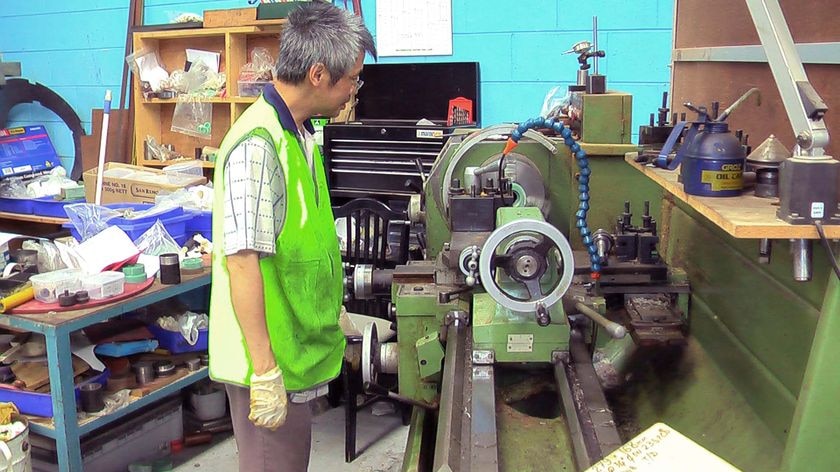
[309,63,328,87]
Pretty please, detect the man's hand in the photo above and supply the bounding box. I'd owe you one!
[249,366,288,430]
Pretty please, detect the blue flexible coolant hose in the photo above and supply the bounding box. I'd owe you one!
[503,117,601,278]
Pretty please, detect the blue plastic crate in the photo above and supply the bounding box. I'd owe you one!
[31,197,84,218]
[0,197,34,214]
[64,203,191,243]
[147,323,208,354]
[0,369,110,417]
[185,210,211,240]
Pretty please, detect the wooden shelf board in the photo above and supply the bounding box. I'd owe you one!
[142,96,256,105]
[135,25,281,40]
[138,159,214,168]
[625,154,840,239]
[0,212,67,225]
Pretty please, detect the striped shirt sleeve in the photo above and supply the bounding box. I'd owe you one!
[222,136,286,256]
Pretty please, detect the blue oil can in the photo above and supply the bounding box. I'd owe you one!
[678,121,745,197]
[653,106,746,197]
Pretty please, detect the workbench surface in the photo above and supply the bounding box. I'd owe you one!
[625,154,840,239]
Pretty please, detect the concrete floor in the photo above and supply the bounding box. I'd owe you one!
[172,403,409,471]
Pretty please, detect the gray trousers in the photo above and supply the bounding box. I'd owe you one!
[226,384,312,472]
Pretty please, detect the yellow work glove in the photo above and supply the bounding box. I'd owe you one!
[248,366,288,430]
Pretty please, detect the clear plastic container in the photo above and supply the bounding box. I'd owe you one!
[30,269,83,304]
[82,271,126,300]
[163,161,203,183]
[238,80,269,97]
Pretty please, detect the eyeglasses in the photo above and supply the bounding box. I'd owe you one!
[353,77,364,92]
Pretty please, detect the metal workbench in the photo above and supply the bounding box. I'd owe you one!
[0,269,211,471]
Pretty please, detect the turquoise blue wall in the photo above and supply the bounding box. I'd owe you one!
[0,0,672,171]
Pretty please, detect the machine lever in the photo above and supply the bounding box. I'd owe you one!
[364,381,439,410]
[575,302,626,339]
[536,303,551,327]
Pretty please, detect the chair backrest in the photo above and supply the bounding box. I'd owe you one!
[334,198,410,269]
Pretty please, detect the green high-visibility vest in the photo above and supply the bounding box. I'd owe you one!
[208,96,345,391]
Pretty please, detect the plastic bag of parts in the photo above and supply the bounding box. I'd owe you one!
[126,49,169,92]
[183,60,225,97]
[64,202,180,240]
[144,135,182,162]
[0,177,28,198]
[64,203,123,241]
[21,239,67,273]
[157,311,209,345]
[155,185,213,211]
[25,167,78,198]
[540,85,572,121]
[239,47,275,82]
[171,97,212,139]
[133,219,181,256]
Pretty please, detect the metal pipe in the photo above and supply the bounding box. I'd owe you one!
[575,302,626,339]
[759,238,772,264]
[791,238,813,281]
[717,87,761,122]
[365,382,437,410]
[592,16,599,75]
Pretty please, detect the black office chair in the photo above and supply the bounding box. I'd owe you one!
[331,198,411,462]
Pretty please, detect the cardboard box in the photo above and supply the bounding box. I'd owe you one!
[83,162,206,204]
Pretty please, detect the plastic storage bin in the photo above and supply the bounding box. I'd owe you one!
[31,197,85,217]
[185,209,211,240]
[30,395,182,471]
[30,269,83,303]
[0,369,109,417]
[147,323,208,354]
[64,203,190,245]
[0,197,34,215]
[238,80,270,97]
[82,271,126,300]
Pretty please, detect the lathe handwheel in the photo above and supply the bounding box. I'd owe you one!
[479,219,574,313]
[361,322,380,388]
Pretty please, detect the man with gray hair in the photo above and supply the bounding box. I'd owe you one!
[208,2,376,470]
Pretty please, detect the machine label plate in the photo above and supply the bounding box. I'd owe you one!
[416,129,443,139]
[812,202,825,218]
[507,334,533,353]
[700,170,742,191]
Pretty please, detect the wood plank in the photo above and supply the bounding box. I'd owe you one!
[675,0,838,49]
[0,212,67,225]
[81,109,133,173]
[624,154,840,239]
[672,62,839,158]
[137,158,214,169]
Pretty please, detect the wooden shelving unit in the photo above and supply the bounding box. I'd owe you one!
[625,153,840,239]
[132,24,283,169]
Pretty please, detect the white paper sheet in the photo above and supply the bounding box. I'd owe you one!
[376,0,453,57]
[71,226,140,275]
[186,48,221,74]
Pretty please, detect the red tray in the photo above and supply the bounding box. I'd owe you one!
[10,278,155,314]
